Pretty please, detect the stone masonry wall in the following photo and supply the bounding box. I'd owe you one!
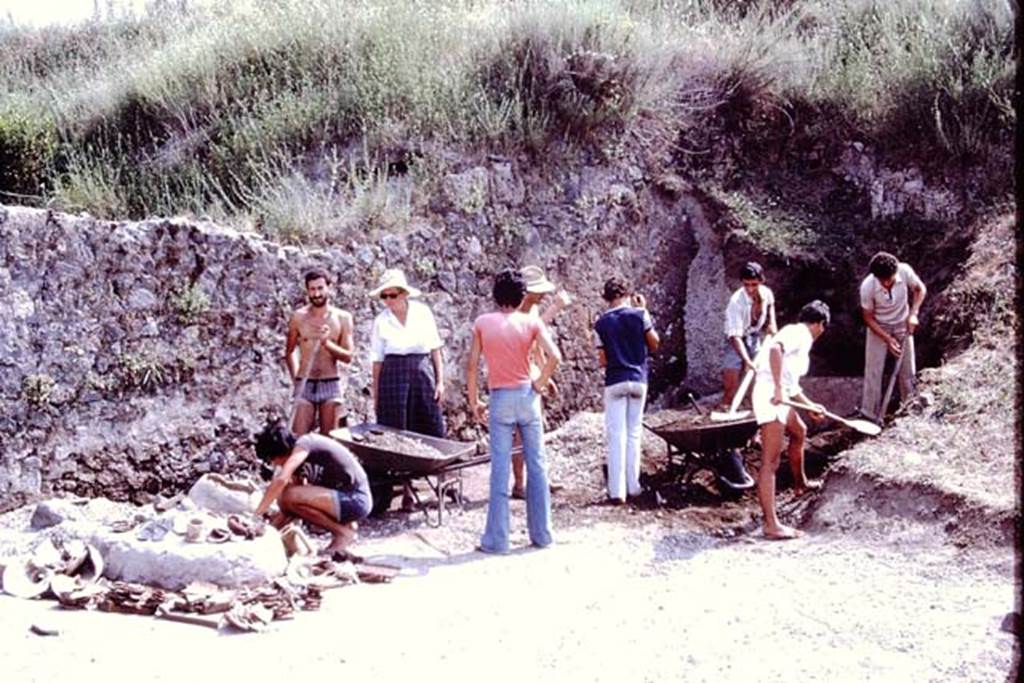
[0,163,728,509]
[0,140,959,510]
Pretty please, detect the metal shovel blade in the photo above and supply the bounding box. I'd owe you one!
[840,417,882,436]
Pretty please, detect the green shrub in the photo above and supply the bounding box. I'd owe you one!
[0,103,56,198]
[170,285,210,325]
[49,149,130,218]
[118,350,168,391]
[802,0,1014,159]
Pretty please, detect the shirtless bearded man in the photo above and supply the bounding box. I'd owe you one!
[285,269,355,435]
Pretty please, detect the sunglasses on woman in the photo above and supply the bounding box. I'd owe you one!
[380,291,402,300]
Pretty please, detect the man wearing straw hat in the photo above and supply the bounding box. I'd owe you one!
[284,269,354,436]
[511,265,572,499]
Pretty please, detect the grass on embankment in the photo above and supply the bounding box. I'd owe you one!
[0,0,1015,243]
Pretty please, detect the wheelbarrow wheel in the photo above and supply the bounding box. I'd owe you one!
[370,482,395,516]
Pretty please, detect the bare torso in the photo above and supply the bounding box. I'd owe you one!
[750,291,763,329]
[289,305,353,380]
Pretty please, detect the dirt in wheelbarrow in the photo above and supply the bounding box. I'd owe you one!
[357,408,858,544]
[359,430,447,459]
[540,410,854,537]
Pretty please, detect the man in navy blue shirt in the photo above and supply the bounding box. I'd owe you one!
[594,277,660,503]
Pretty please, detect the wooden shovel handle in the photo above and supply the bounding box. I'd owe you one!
[877,336,910,422]
[781,399,881,436]
[728,334,773,414]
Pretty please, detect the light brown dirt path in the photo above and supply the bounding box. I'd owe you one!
[1,516,1015,683]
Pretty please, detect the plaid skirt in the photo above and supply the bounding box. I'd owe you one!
[376,353,445,437]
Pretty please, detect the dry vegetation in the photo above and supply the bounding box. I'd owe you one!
[0,0,1014,244]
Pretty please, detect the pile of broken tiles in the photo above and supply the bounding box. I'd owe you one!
[1,475,399,632]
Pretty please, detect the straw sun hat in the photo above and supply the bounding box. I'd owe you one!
[369,269,422,298]
[521,265,556,294]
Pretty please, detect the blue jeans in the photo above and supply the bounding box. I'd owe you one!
[480,385,553,553]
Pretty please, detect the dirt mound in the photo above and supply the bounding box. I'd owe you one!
[803,464,1017,550]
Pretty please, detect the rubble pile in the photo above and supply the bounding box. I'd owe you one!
[2,527,394,632]
[0,474,400,632]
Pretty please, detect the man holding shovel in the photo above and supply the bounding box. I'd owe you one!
[285,269,355,436]
[716,261,776,490]
[752,300,830,540]
[859,252,927,422]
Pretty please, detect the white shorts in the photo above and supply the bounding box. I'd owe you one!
[751,379,792,426]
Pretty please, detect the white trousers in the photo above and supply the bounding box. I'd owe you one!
[604,381,648,500]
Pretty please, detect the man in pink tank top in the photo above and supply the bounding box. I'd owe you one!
[467,269,561,554]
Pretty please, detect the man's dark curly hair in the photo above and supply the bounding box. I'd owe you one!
[304,268,331,286]
[868,252,899,279]
[798,300,831,327]
[254,421,296,462]
[602,276,630,302]
[739,261,765,281]
[493,269,526,308]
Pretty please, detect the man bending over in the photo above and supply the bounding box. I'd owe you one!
[752,300,830,540]
[254,422,372,557]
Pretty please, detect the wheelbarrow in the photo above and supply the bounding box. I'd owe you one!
[643,411,759,488]
[330,424,487,527]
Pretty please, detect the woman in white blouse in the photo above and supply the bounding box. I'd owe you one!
[369,269,446,441]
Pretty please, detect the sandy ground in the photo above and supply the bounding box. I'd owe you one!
[1,491,1018,683]
[0,410,1018,682]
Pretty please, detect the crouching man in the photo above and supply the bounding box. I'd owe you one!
[254,422,372,557]
[752,300,830,540]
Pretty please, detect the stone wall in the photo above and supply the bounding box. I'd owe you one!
[0,162,725,509]
[0,140,963,510]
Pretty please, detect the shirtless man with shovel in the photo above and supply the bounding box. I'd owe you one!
[285,269,355,436]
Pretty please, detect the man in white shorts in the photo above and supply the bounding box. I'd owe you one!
[751,300,830,540]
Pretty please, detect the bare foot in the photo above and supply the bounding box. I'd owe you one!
[793,479,822,496]
[323,525,356,555]
[763,524,803,540]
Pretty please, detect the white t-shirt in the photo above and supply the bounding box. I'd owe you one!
[724,284,774,338]
[859,263,923,326]
[369,299,443,362]
[754,322,813,395]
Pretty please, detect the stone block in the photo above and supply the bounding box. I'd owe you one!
[30,499,85,530]
[74,523,287,590]
[188,474,261,514]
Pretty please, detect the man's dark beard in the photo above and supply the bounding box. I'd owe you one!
[309,295,328,308]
